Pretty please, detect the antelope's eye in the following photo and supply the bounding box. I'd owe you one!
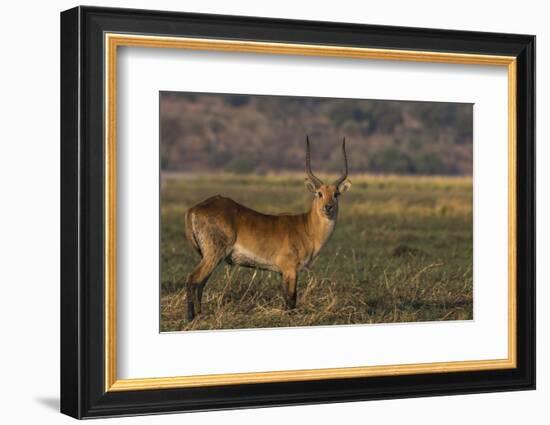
[316,192,323,198]
[334,192,340,198]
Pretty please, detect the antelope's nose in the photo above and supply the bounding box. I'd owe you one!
[324,204,335,214]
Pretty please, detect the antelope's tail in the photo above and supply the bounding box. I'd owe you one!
[184,209,202,257]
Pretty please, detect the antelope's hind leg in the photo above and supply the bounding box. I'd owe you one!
[186,254,224,321]
[186,259,216,321]
[185,237,231,321]
[184,208,235,322]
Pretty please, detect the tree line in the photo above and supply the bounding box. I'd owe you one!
[160,92,473,175]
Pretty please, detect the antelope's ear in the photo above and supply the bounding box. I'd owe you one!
[304,178,317,193]
[338,179,352,193]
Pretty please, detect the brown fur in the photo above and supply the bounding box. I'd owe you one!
[183,180,351,321]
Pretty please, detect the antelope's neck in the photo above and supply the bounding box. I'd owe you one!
[306,208,337,255]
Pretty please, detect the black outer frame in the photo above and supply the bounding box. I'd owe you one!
[60,5,535,419]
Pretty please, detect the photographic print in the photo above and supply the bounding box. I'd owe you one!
[160,92,473,332]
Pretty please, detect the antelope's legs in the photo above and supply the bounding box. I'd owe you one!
[186,253,224,321]
[281,271,298,310]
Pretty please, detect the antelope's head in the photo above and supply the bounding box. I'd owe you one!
[304,136,352,220]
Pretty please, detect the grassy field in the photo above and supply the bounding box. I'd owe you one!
[160,173,473,332]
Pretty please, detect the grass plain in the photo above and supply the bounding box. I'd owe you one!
[160,173,473,332]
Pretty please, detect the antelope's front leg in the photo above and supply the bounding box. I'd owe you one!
[281,271,298,310]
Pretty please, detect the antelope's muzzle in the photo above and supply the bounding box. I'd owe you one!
[323,204,335,216]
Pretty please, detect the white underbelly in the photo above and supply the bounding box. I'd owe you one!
[230,244,279,272]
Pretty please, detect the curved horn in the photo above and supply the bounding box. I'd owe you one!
[306,136,323,188]
[334,137,348,188]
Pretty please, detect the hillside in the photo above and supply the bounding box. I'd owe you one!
[160,92,473,175]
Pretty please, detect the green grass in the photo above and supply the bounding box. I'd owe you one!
[160,173,473,331]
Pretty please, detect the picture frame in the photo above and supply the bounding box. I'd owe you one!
[60,5,535,419]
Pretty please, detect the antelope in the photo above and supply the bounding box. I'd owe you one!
[184,137,352,321]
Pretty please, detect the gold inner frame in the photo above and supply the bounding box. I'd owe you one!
[104,33,518,392]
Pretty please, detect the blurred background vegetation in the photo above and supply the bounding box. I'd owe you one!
[160,92,472,176]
